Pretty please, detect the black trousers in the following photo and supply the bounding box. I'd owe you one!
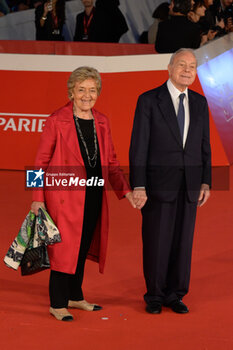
[49,188,102,308]
[141,186,197,306]
[49,225,93,308]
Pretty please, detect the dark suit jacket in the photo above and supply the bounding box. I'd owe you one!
[155,16,201,53]
[129,83,211,202]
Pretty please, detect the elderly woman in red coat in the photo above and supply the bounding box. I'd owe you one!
[31,66,134,321]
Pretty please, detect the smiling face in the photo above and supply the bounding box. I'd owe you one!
[168,51,197,91]
[72,78,98,115]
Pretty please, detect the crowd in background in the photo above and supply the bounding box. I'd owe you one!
[146,0,233,52]
[0,0,233,52]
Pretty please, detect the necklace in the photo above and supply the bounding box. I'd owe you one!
[74,114,98,168]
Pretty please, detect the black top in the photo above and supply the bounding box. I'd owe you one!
[35,2,65,41]
[198,8,216,34]
[74,117,103,225]
[73,5,128,43]
[155,15,201,53]
[74,116,102,181]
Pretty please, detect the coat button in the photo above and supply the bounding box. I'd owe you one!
[60,199,64,204]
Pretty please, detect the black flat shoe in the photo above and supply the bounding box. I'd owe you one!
[168,300,189,314]
[146,303,162,314]
[93,305,103,311]
[49,307,74,321]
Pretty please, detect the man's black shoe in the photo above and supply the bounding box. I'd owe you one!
[168,300,189,314]
[145,303,162,314]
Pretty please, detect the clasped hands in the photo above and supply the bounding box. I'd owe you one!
[125,189,147,210]
[126,183,210,209]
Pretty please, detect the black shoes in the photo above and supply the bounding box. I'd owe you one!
[93,305,103,311]
[167,300,189,314]
[49,307,74,321]
[145,302,162,314]
[145,300,189,314]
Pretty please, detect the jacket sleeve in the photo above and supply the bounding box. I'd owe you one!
[129,94,151,189]
[201,98,212,187]
[105,118,131,199]
[32,115,57,202]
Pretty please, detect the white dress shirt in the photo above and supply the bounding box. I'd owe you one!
[167,79,190,148]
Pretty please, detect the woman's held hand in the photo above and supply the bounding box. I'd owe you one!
[125,191,136,208]
[31,201,46,216]
[132,188,147,209]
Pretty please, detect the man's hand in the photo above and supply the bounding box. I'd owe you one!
[133,188,147,209]
[198,184,210,207]
[31,201,46,216]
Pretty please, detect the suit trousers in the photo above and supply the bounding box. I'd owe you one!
[141,183,197,306]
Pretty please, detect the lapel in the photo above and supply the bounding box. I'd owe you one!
[56,101,84,165]
[92,109,106,165]
[157,83,183,147]
[184,89,198,150]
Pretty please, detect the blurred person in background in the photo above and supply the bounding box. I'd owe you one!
[188,0,218,45]
[209,0,233,32]
[74,0,127,42]
[200,0,225,35]
[155,0,201,53]
[95,0,128,42]
[147,2,170,44]
[73,0,98,41]
[7,0,42,11]
[35,0,65,40]
[0,0,10,15]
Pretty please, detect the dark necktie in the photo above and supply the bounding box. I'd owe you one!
[177,93,185,141]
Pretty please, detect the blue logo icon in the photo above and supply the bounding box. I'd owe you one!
[26,168,44,188]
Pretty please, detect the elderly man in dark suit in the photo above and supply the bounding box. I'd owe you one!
[129,48,211,314]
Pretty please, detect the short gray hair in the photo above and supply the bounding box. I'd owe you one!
[169,48,197,65]
[67,66,102,100]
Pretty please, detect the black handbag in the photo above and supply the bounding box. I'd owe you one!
[20,245,50,276]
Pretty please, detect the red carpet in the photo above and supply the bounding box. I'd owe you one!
[0,168,233,350]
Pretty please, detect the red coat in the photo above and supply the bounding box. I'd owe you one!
[32,101,130,274]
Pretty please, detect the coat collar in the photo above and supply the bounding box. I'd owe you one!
[55,101,105,165]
